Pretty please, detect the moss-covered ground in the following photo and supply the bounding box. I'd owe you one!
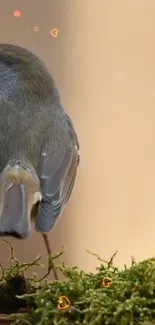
[0,241,155,325]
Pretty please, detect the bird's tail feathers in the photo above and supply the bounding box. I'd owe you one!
[0,165,41,238]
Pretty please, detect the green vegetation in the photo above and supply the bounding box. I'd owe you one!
[0,241,155,325]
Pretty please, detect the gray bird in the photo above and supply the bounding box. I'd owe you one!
[0,44,80,280]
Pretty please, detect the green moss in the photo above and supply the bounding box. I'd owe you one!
[1,241,155,325]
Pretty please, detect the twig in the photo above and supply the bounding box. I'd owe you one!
[38,250,64,282]
[20,255,42,273]
[0,313,14,320]
[131,255,136,266]
[0,263,5,281]
[107,251,118,269]
[16,292,38,299]
[0,313,17,324]
[86,250,107,264]
[2,240,44,280]
[86,249,118,269]
[2,239,19,264]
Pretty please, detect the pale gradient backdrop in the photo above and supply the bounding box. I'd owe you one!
[0,0,155,278]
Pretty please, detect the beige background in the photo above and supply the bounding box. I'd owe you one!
[0,0,155,278]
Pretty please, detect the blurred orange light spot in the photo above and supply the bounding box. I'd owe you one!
[13,10,21,18]
[57,296,70,310]
[50,28,59,37]
[102,277,113,288]
[33,26,39,32]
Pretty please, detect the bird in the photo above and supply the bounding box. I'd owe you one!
[0,43,80,280]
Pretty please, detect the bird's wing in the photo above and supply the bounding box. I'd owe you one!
[35,140,80,233]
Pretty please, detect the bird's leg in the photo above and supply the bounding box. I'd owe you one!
[41,233,59,280]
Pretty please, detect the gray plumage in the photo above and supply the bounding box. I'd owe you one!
[0,43,80,237]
